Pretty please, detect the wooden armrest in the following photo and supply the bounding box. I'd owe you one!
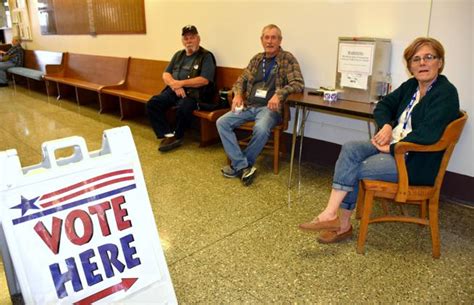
[102,81,126,90]
[45,64,64,75]
[392,140,447,202]
[101,84,125,90]
[394,140,448,154]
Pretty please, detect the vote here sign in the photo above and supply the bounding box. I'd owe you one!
[0,127,176,304]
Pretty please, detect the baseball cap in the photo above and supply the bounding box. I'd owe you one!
[182,25,198,36]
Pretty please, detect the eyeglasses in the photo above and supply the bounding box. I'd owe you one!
[410,54,439,64]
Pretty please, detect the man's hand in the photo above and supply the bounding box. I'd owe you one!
[0,50,5,55]
[174,87,186,98]
[168,79,183,91]
[372,124,392,146]
[232,94,244,112]
[267,94,280,112]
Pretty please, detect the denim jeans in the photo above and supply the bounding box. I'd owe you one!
[0,62,15,84]
[146,87,197,139]
[333,141,398,210]
[216,106,282,171]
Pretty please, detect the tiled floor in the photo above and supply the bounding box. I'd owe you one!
[1,85,473,304]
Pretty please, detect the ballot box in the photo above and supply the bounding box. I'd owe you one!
[336,37,392,103]
[0,126,177,304]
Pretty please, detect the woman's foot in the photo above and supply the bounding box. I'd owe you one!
[298,215,340,232]
[317,225,353,244]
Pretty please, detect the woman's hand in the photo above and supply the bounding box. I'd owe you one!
[371,138,390,153]
[372,124,392,146]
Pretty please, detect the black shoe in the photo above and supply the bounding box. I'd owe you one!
[158,136,183,152]
[0,83,8,87]
[241,166,257,186]
[221,165,243,178]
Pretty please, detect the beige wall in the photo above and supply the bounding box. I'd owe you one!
[23,0,473,177]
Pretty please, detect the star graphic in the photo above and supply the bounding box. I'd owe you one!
[11,196,41,216]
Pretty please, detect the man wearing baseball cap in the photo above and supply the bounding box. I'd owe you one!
[147,25,216,152]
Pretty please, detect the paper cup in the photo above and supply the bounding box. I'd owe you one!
[323,90,338,102]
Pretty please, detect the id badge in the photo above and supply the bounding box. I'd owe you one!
[255,88,268,99]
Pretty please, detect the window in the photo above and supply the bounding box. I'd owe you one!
[37,0,146,35]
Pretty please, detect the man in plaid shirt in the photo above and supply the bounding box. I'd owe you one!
[217,24,304,186]
[0,36,24,87]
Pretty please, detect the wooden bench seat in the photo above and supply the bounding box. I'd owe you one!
[7,49,63,94]
[101,57,168,117]
[44,52,128,106]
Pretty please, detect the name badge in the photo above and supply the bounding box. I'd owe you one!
[255,88,268,98]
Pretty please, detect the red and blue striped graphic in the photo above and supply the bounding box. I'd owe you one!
[11,169,136,225]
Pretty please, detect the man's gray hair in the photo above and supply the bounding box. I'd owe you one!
[261,24,282,39]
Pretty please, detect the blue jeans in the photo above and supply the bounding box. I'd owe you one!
[0,62,15,84]
[334,141,398,210]
[217,106,282,171]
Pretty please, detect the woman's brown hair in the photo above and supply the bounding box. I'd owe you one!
[403,37,445,74]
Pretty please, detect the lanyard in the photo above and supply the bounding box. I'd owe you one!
[401,80,436,135]
[262,57,276,83]
[401,90,419,132]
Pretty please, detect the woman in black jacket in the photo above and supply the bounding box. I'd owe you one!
[299,37,460,244]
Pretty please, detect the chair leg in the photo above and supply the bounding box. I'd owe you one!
[12,75,17,92]
[428,197,441,259]
[357,189,375,254]
[381,200,390,215]
[355,181,365,220]
[420,200,427,219]
[45,80,50,96]
[273,131,280,174]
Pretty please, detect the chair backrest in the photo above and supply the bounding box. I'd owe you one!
[432,110,468,191]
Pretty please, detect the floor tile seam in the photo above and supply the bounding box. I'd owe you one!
[168,205,287,266]
[0,125,40,155]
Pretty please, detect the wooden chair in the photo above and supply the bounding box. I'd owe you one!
[356,111,468,258]
[236,102,290,174]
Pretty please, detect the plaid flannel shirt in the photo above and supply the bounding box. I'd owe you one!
[233,48,304,112]
[4,45,24,67]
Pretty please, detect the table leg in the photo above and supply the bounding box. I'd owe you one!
[297,106,308,191]
[288,105,300,189]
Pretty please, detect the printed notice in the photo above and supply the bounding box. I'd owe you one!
[338,43,374,74]
[340,72,368,90]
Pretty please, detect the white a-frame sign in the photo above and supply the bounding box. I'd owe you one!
[0,126,177,304]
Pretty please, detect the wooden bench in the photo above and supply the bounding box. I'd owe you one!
[44,52,128,106]
[101,57,168,118]
[7,49,63,95]
[101,59,242,147]
[0,44,11,52]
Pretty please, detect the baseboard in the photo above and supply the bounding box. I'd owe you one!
[283,134,474,206]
